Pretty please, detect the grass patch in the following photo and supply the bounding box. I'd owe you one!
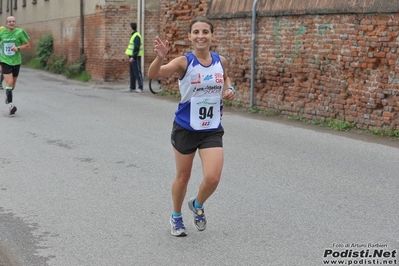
[258,109,281,117]
[25,58,42,69]
[25,58,91,82]
[309,118,355,131]
[155,90,169,96]
[66,70,91,82]
[326,119,355,131]
[367,127,399,140]
[23,33,90,82]
[288,114,305,122]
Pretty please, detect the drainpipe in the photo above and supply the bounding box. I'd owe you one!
[137,0,141,37]
[250,0,260,108]
[141,0,145,75]
[80,0,84,56]
[137,0,142,71]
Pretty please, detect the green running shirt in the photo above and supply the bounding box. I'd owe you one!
[0,28,30,66]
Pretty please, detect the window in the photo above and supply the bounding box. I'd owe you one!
[22,0,26,7]
[14,0,17,9]
[0,0,2,14]
[32,0,37,4]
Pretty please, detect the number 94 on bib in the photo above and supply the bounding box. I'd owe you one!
[190,96,221,130]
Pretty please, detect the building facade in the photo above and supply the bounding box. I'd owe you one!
[0,0,161,81]
[0,0,398,130]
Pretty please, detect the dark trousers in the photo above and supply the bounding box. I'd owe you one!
[129,57,143,90]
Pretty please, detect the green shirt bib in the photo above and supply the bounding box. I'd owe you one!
[0,28,30,66]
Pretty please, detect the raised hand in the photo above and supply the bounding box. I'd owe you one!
[154,36,169,59]
[223,89,235,101]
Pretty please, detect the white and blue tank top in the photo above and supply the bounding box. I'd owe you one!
[174,52,224,132]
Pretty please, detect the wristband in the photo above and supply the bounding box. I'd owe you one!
[228,86,236,94]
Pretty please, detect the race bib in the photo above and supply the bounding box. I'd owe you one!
[4,43,15,56]
[190,96,221,130]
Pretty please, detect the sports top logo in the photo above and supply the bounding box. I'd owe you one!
[203,74,213,82]
[191,73,224,84]
[200,121,212,128]
[215,73,223,83]
[191,73,201,84]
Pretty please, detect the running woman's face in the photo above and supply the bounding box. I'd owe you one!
[189,22,213,51]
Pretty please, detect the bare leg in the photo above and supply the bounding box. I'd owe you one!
[3,73,17,88]
[196,147,224,205]
[171,148,195,213]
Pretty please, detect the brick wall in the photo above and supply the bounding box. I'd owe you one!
[158,0,208,89]
[144,10,162,76]
[22,4,161,82]
[86,5,161,81]
[19,0,399,130]
[158,0,399,130]
[23,17,81,63]
[84,6,134,81]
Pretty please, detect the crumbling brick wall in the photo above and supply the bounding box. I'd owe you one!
[253,14,399,130]
[159,0,399,130]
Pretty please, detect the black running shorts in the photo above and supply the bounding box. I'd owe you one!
[171,121,224,154]
[1,63,20,77]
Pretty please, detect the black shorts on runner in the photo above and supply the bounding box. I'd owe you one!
[171,121,224,154]
[1,63,20,77]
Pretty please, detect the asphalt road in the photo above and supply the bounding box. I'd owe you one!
[0,68,398,266]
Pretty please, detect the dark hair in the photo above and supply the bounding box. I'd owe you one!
[130,22,137,31]
[189,17,214,33]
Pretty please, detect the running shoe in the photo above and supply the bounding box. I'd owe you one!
[170,216,187,237]
[188,197,207,231]
[9,104,17,115]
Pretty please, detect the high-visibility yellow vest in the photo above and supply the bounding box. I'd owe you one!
[125,32,144,57]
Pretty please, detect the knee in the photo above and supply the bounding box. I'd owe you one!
[204,175,220,188]
[174,174,190,186]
